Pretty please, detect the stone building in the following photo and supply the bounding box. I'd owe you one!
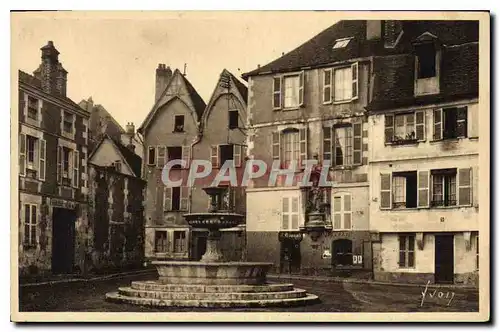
[191,69,248,261]
[242,21,376,275]
[18,41,90,276]
[366,21,479,285]
[87,134,145,272]
[138,64,206,261]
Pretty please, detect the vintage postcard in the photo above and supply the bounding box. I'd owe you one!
[10,10,490,322]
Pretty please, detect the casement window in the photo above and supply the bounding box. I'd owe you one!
[155,231,168,252]
[72,149,79,188]
[332,193,352,230]
[281,196,300,231]
[272,72,304,110]
[113,161,122,173]
[323,69,332,104]
[62,111,74,134]
[211,144,243,168]
[431,169,457,207]
[173,231,187,253]
[167,146,182,169]
[273,128,307,169]
[82,152,88,188]
[23,204,37,248]
[333,63,358,102]
[57,146,75,187]
[415,43,437,79]
[385,111,426,143]
[174,115,184,132]
[82,119,88,145]
[207,186,237,211]
[323,123,362,166]
[398,235,415,268]
[147,146,156,165]
[228,110,239,129]
[163,186,189,211]
[19,134,46,180]
[27,96,39,121]
[414,43,440,95]
[282,129,300,168]
[433,107,468,140]
[380,171,427,209]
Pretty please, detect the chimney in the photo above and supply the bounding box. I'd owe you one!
[37,41,61,95]
[366,20,382,41]
[383,21,403,48]
[125,122,136,152]
[155,63,172,102]
[55,63,68,96]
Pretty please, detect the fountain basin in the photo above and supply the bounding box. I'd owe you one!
[152,261,273,285]
[183,212,244,230]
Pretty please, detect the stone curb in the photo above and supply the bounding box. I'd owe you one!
[267,274,479,290]
[19,268,157,288]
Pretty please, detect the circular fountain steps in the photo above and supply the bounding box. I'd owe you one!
[105,290,319,308]
[130,281,296,293]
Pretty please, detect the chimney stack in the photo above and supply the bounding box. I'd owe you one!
[383,21,403,48]
[155,63,172,102]
[125,122,136,152]
[34,41,68,96]
[366,20,382,41]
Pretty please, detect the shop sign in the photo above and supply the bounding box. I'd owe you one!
[50,198,76,210]
[278,232,303,242]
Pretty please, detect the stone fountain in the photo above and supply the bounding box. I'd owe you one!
[106,187,319,308]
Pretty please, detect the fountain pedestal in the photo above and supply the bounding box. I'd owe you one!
[105,187,319,308]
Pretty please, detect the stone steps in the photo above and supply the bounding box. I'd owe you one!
[130,281,295,293]
[105,291,320,308]
[117,286,307,301]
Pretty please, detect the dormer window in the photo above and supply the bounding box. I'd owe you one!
[333,38,352,49]
[414,40,440,96]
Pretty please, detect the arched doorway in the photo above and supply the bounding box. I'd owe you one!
[332,239,353,266]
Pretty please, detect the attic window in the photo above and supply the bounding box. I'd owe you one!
[333,38,352,49]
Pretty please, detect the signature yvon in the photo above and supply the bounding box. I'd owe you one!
[420,280,455,307]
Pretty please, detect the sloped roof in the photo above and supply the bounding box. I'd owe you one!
[138,69,206,133]
[18,70,86,112]
[242,20,480,79]
[227,70,248,102]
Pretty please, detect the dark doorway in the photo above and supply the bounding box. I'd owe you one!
[435,234,454,284]
[193,235,207,261]
[332,239,353,266]
[52,208,76,274]
[280,239,301,274]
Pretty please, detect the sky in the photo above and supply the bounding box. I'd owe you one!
[11,11,339,130]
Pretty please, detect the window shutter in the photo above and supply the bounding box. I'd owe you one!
[273,76,282,109]
[298,71,305,107]
[38,139,46,181]
[353,122,362,165]
[322,127,332,162]
[457,106,468,138]
[72,150,79,188]
[380,173,392,209]
[19,134,26,176]
[57,146,62,184]
[323,69,332,103]
[385,114,394,143]
[157,146,166,168]
[333,196,342,229]
[281,197,289,230]
[433,109,443,140]
[415,111,426,141]
[291,196,299,230]
[299,127,307,169]
[458,168,472,206]
[469,106,478,137]
[182,145,191,169]
[163,187,172,211]
[211,145,219,168]
[180,186,189,211]
[272,131,281,161]
[417,171,429,207]
[344,194,352,229]
[233,145,242,167]
[351,62,359,100]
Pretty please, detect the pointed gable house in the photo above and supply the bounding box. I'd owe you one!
[139,64,206,261]
[190,69,248,261]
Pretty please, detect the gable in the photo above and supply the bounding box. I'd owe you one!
[90,139,135,177]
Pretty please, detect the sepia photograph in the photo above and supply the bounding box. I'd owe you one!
[10,10,490,322]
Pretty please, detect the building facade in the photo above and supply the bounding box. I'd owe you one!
[87,135,146,272]
[18,41,90,276]
[243,21,376,275]
[367,21,479,285]
[139,64,206,262]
